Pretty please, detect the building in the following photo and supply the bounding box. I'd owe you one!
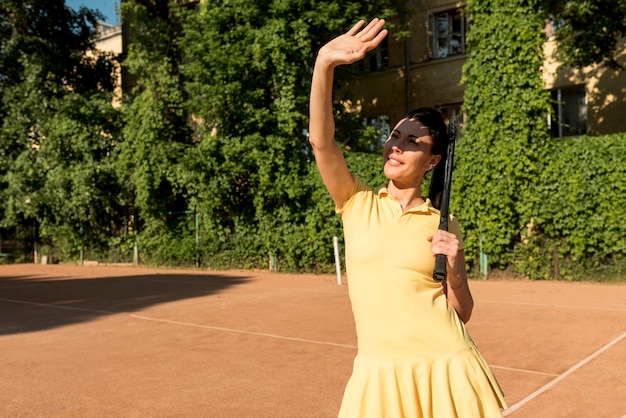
[95,22,123,55]
[543,33,626,137]
[342,0,626,147]
[94,22,123,105]
[99,1,625,142]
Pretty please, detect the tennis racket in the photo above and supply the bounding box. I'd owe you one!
[433,118,457,282]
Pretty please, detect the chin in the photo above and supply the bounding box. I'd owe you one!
[383,161,400,177]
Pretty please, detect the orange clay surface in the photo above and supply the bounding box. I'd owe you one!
[1,264,625,417]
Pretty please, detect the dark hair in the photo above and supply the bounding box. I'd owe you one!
[405,108,449,210]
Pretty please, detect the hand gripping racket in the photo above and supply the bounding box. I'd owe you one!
[433,118,457,282]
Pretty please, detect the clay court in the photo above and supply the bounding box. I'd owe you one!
[1,264,625,417]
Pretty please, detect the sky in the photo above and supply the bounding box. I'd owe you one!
[66,0,120,25]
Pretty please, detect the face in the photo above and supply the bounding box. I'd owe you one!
[382,118,441,186]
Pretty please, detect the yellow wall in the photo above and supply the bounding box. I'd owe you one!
[347,1,626,136]
[543,37,626,135]
[94,23,123,106]
[95,24,122,55]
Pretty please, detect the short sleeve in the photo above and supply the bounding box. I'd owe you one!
[336,178,370,215]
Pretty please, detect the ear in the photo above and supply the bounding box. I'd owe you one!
[429,154,442,170]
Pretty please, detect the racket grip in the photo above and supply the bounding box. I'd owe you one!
[433,253,447,282]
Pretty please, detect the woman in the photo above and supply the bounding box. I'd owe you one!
[309,18,507,417]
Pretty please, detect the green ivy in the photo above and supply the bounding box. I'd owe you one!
[1,0,623,281]
[455,0,552,269]
[513,133,626,280]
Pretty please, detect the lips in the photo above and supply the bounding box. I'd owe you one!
[386,156,403,166]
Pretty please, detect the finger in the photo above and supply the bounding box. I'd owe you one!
[360,29,388,54]
[434,230,457,242]
[358,18,383,37]
[430,235,459,256]
[370,28,388,47]
[435,238,459,252]
[357,18,386,41]
[346,19,366,36]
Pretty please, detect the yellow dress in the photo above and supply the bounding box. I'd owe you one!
[337,179,507,418]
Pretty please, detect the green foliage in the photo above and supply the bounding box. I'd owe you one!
[0,0,114,93]
[457,0,552,268]
[184,147,383,273]
[512,133,626,280]
[1,90,123,258]
[458,0,625,280]
[0,1,121,260]
[0,0,623,282]
[541,0,626,70]
[171,0,403,271]
[117,0,191,225]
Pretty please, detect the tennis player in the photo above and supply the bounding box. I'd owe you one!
[309,18,507,417]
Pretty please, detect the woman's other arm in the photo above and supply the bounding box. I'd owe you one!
[428,231,474,323]
[444,250,474,323]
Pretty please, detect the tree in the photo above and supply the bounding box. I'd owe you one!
[0,0,120,260]
[177,0,406,269]
[456,0,552,268]
[541,0,626,70]
[115,0,195,264]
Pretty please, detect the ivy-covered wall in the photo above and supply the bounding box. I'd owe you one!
[513,133,626,280]
[454,0,551,267]
[448,0,624,280]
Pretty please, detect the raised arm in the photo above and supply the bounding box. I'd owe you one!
[309,19,388,209]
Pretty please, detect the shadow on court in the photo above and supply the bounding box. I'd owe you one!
[0,272,250,335]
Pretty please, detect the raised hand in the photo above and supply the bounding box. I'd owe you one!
[316,18,388,68]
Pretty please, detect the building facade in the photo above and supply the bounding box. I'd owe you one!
[343,0,626,147]
[94,22,123,105]
[98,1,625,142]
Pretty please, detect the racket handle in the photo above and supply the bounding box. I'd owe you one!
[433,253,447,282]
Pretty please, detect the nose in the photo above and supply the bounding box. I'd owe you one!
[384,139,399,154]
[387,138,406,153]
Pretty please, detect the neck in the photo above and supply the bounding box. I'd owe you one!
[387,180,424,211]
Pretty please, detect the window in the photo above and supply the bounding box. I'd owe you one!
[428,9,467,59]
[435,103,464,126]
[363,115,391,150]
[544,16,566,40]
[435,104,464,141]
[354,37,389,73]
[368,36,389,71]
[549,86,587,138]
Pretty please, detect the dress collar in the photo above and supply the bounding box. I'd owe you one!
[375,185,437,214]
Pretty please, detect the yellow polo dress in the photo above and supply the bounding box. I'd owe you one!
[337,179,506,418]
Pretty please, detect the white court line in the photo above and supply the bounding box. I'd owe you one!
[482,299,626,312]
[0,297,357,349]
[128,313,358,349]
[4,295,623,396]
[502,331,626,416]
[0,297,115,315]
[489,364,558,377]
